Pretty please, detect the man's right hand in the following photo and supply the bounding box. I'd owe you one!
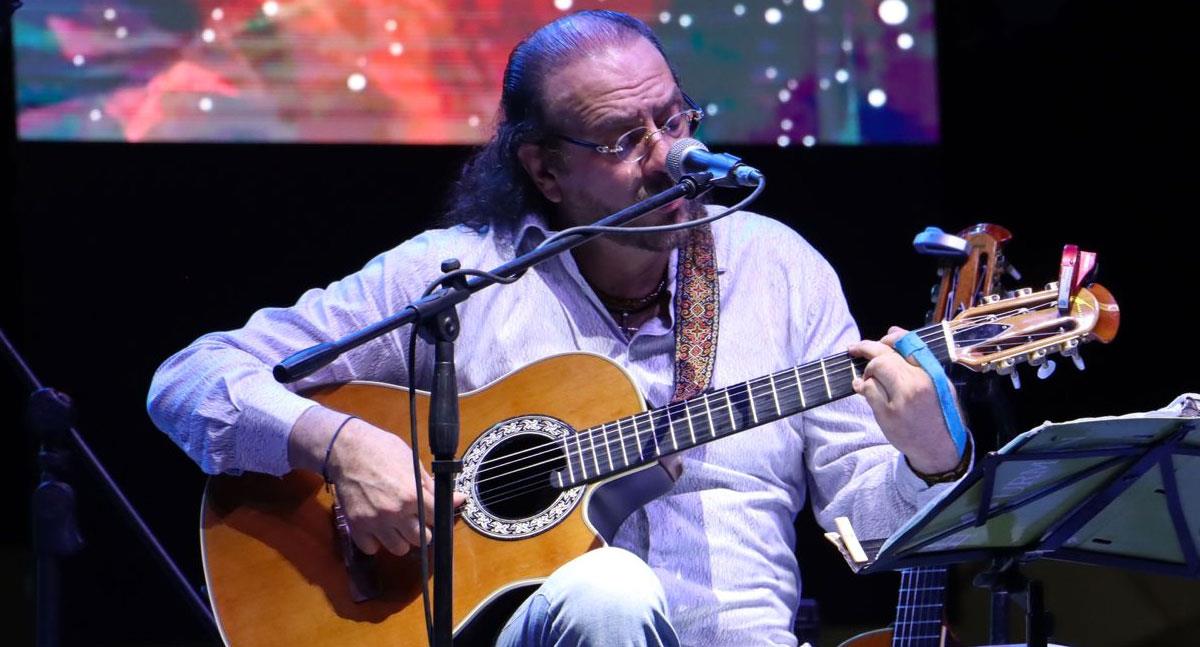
[288,406,465,556]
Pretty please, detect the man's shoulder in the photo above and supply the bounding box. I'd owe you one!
[708,207,829,269]
[379,224,504,267]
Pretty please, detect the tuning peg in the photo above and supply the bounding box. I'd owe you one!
[1009,369,1022,390]
[1037,359,1057,379]
[1071,354,1086,371]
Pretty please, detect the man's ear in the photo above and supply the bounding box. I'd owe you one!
[517,143,563,204]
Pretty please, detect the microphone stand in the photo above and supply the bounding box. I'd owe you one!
[274,173,713,647]
[0,330,219,646]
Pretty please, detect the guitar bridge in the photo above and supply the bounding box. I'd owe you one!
[332,496,381,603]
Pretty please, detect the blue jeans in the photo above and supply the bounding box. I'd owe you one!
[495,547,680,647]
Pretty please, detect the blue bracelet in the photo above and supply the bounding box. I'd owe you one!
[894,332,968,461]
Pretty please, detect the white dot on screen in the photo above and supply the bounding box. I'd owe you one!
[765,8,783,25]
[802,135,816,147]
[783,0,793,5]
[554,0,573,11]
[385,19,397,32]
[115,26,128,39]
[878,0,909,26]
[89,109,102,122]
[778,89,791,102]
[780,118,793,131]
[72,54,85,66]
[868,89,888,107]
[733,4,746,17]
[202,28,216,43]
[389,42,404,56]
[819,78,831,90]
[347,73,367,92]
[679,14,693,28]
[765,66,778,80]
[777,135,791,147]
[103,8,116,21]
[898,33,915,50]
[468,115,481,128]
[706,103,719,116]
[835,68,849,83]
[803,0,823,12]
[787,78,798,90]
[211,8,225,21]
[659,11,671,24]
[262,1,279,18]
[199,97,213,112]
[842,39,853,53]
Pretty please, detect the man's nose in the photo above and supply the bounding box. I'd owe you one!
[640,129,675,180]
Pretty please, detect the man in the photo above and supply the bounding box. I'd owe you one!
[148,10,967,646]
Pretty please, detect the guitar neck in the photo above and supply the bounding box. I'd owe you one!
[552,322,951,488]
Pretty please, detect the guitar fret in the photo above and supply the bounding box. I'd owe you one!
[600,422,614,472]
[768,372,782,416]
[747,381,759,424]
[587,430,601,475]
[724,389,737,430]
[665,408,679,451]
[615,418,629,467]
[632,415,646,459]
[793,366,807,408]
[575,432,589,480]
[647,413,661,456]
[850,358,859,381]
[819,357,832,399]
[702,394,717,438]
[684,401,697,445]
[560,435,576,485]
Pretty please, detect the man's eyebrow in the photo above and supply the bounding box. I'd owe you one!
[592,90,686,133]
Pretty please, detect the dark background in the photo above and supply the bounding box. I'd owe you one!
[3,1,1193,645]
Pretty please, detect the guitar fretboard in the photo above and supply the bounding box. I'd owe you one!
[552,322,951,488]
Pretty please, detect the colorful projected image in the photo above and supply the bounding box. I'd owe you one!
[14,1,939,144]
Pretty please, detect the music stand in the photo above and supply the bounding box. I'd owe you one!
[826,394,1200,646]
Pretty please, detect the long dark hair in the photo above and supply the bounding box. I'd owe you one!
[442,10,678,243]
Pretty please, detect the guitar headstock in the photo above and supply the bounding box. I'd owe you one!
[946,283,1119,374]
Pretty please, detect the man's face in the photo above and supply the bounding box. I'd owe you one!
[529,37,706,252]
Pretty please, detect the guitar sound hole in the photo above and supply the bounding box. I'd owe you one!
[475,434,566,520]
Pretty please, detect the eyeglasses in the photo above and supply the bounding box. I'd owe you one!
[554,94,705,163]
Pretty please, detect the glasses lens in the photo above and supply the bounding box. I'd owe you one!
[664,111,694,138]
[614,127,650,162]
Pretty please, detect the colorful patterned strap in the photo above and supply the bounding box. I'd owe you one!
[670,226,720,402]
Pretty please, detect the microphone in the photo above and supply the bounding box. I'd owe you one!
[666,138,764,187]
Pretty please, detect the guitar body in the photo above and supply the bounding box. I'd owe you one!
[201,353,673,646]
[837,626,950,647]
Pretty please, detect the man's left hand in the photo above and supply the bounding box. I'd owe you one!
[847,326,961,475]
